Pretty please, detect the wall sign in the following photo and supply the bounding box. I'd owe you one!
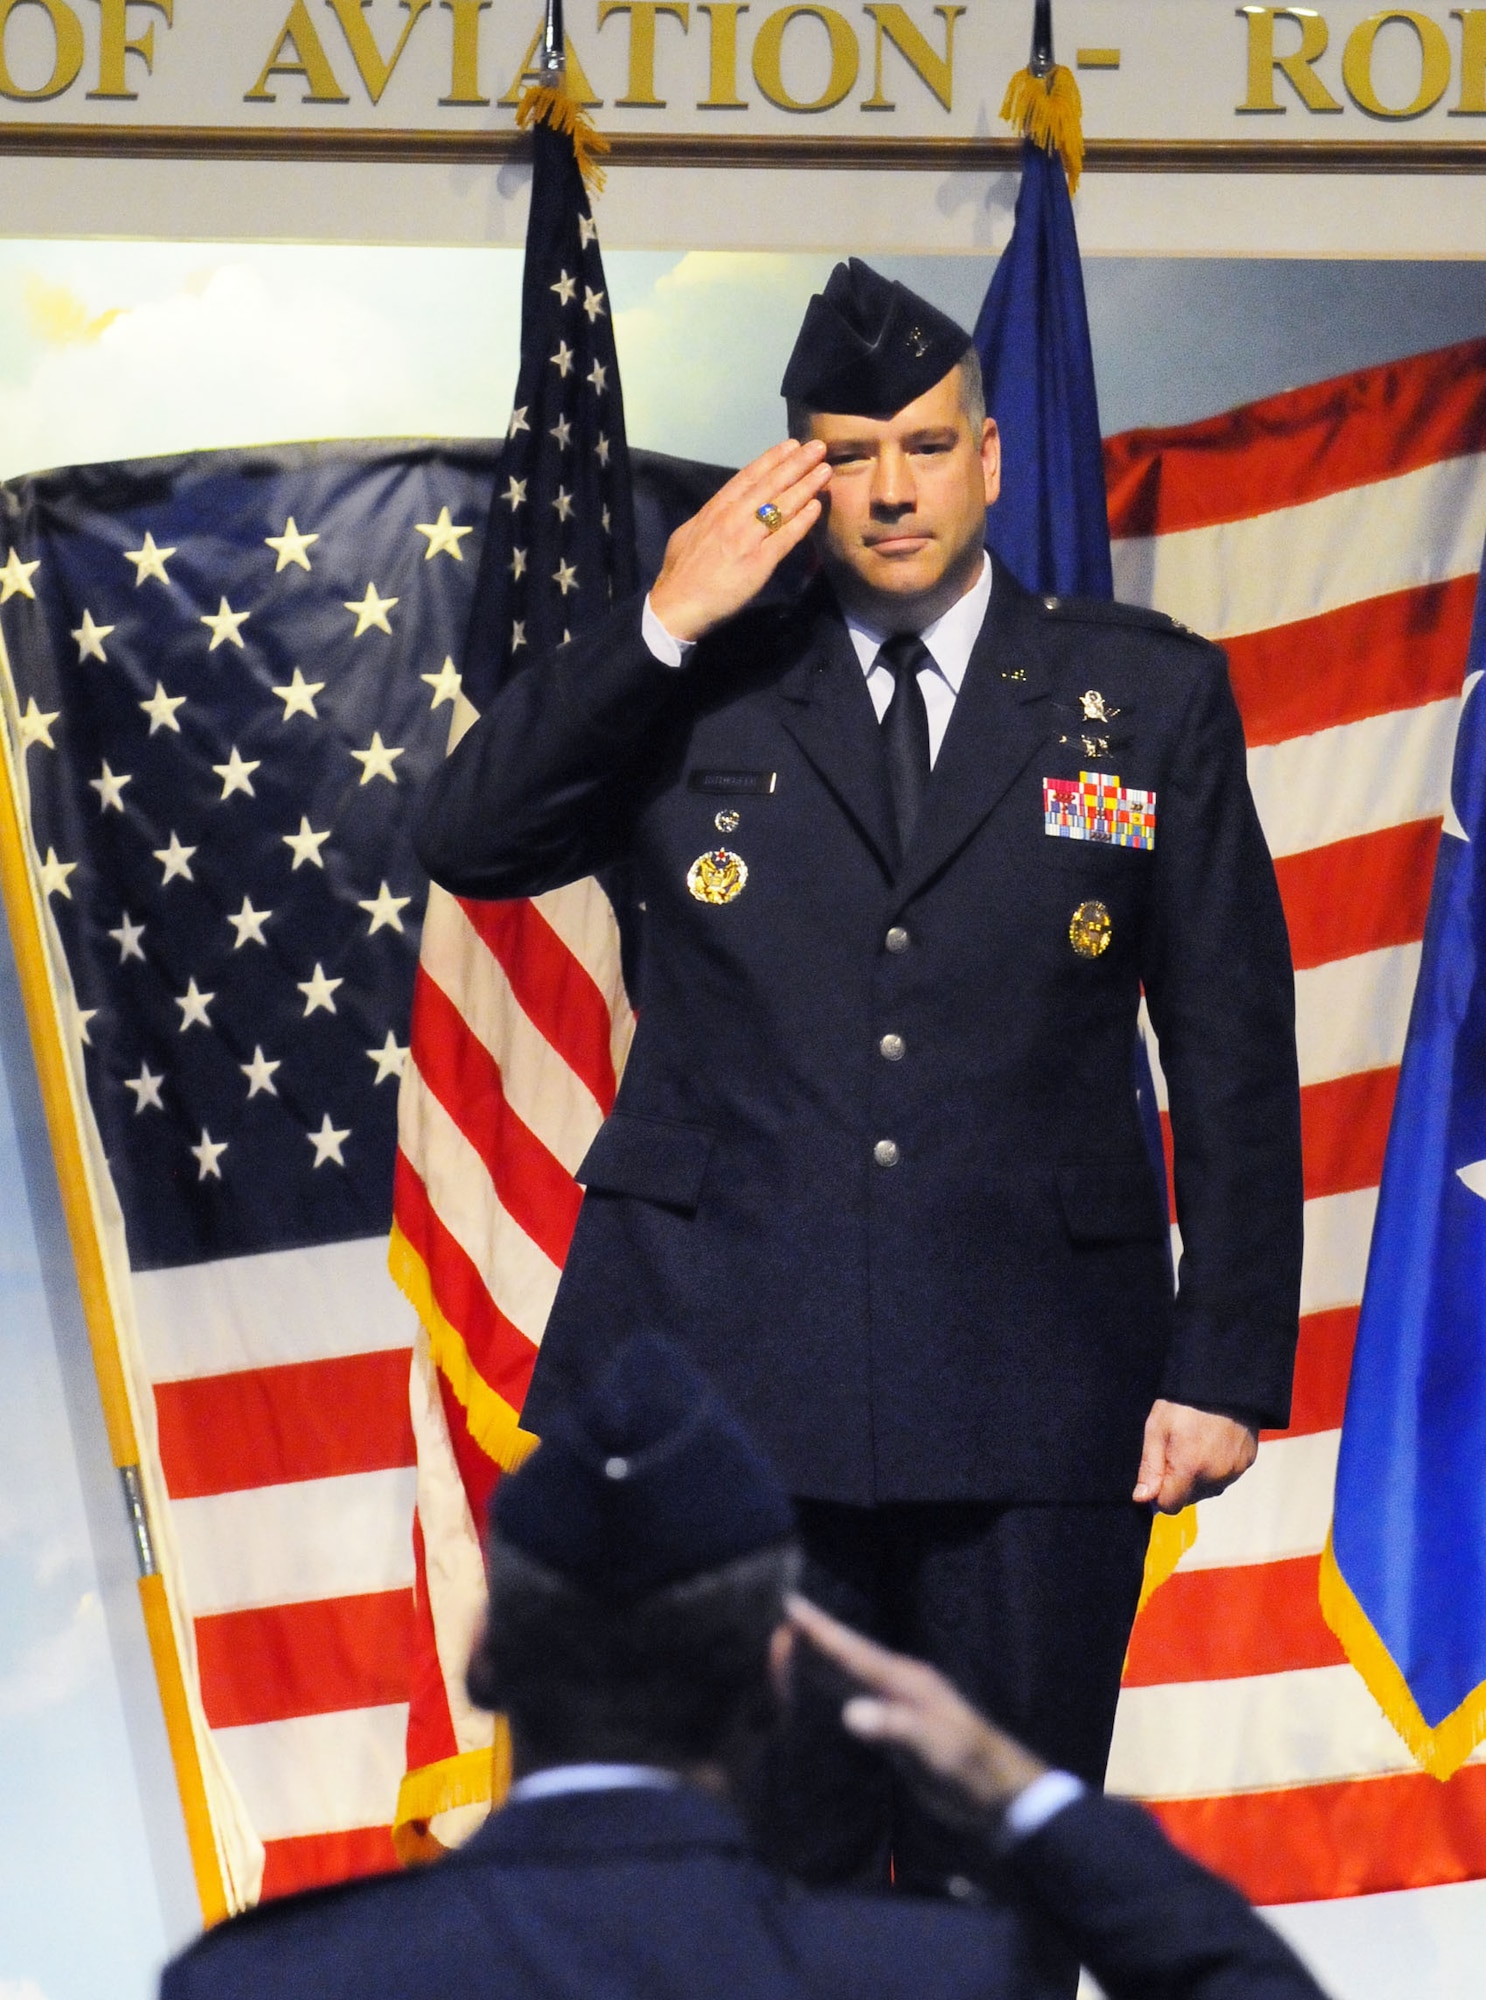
[0,1,1483,168]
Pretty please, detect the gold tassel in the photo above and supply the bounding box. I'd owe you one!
[1000,63,1085,195]
[515,74,611,195]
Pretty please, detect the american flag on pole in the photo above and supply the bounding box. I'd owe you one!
[0,439,496,1908]
[385,71,642,1852]
[1109,337,1486,1903]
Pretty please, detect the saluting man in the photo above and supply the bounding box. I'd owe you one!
[416,261,1303,1897]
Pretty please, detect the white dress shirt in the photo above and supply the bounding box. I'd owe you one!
[642,556,991,772]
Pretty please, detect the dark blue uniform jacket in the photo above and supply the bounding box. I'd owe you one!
[160,1784,1325,2000]
[416,561,1303,1505]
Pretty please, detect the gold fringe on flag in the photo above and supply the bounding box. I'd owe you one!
[1000,62,1085,195]
[515,72,611,195]
[1318,1531,1486,1783]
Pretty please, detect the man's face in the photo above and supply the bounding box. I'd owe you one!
[806,365,1001,627]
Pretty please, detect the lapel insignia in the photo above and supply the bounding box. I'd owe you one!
[1043,772,1157,852]
[687,848,749,904]
[1079,689,1120,723]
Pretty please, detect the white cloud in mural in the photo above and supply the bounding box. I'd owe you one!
[614,251,835,469]
[0,1590,107,1719]
[0,1979,51,2000]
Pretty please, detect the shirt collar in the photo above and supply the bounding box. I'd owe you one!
[505,1763,683,1806]
[842,552,991,694]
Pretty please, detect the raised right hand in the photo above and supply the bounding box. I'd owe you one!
[648,437,831,643]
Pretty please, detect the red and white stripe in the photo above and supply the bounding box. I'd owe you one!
[391,860,633,1842]
[135,1236,421,1901]
[1107,337,1486,1905]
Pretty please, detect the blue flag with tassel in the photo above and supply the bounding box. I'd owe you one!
[1321,543,1486,1779]
[972,0,1111,601]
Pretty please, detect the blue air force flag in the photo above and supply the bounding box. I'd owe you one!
[1323,540,1486,1779]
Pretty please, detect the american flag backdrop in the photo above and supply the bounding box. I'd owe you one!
[1108,336,1486,1904]
[3,320,1485,1925]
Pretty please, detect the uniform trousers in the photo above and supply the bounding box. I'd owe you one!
[751,1499,1152,1896]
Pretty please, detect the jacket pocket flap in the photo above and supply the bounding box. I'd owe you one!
[1057,1162,1167,1243]
[577,1113,715,1212]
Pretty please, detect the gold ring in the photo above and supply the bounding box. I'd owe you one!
[756,501,783,534]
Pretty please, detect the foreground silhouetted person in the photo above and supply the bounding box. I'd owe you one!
[161,1338,1324,2000]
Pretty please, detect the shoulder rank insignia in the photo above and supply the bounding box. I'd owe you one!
[687,848,749,904]
[1044,771,1156,851]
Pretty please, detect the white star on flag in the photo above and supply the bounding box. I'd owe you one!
[588,360,609,394]
[38,847,77,899]
[550,269,577,305]
[140,683,186,734]
[227,897,271,948]
[153,832,196,884]
[308,1113,350,1167]
[72,610,114,663]
[73,1005,98,1046]
[510,548,528,580]
[511,621,527,652]
[344,583,398,636]
[596,434,611,466]
[582,287,606,323]
[366,1031,407,1083]
[108,913,146,963]
[175,977,215,1031]
[0,547,39,601]
[191,1129,227,1180]
[1457,1160,1486,1199]
[18,699,59,750]
[414,507,473,560]
[553,558,579,596]
[420,658,462,709]
[271,668,324,720]
[240,1046,281,1098]
[124,532,175,586]
[124,1063,164,1113]
[351,733,404,785]
[89,761,131,811]
[282,817,331,870]
[265,518,318,572]
[502,478,528,511]
[357,881,411,935]
[200,597,250,650]
[212,747,260,800]
[509,405,530,436]
[579,212,598,246]
[551,341,575,378]
[549,416,572,449]
[297,963,343,1015]
[552,488,575,522]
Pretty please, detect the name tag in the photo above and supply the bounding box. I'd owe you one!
[1044,772,1156,851]
[688,770,778,797]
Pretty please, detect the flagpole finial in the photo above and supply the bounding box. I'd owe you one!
[1000,0,1084,192]
[1030,0,1054,78]
[541,0,566,74]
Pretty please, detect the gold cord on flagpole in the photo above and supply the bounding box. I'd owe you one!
[1000,0,1085,193]
[514,70,611,194]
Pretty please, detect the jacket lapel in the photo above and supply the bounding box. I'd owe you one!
[773,590,898,874]
[894,559,1055,904]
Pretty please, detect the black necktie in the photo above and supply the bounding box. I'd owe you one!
[876,633,932,857]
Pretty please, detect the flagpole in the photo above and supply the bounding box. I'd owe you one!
[0,633,229,1924]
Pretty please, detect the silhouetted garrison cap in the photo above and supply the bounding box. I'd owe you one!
[780,258,972,419]
[493,1335,796,1604]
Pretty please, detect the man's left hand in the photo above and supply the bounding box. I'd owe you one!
[1133,1400,1258,1513]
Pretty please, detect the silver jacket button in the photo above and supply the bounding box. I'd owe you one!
[879,1033,905,1061]
[873,1139,901,1168]
[885,926,910,953]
